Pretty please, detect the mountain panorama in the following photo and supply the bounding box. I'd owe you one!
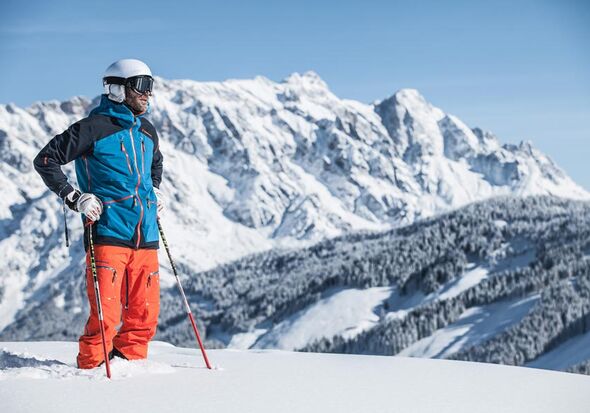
[0,72,589,372]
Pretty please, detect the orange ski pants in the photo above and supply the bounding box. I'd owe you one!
[77,245,160,369]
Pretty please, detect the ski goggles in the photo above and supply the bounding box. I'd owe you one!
[126,75,153,94]
[104,75,154,94]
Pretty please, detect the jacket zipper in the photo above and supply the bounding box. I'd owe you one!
[96,265,117,284]
[129,127,143,249]
[120,138,133,174]
[141,138,145,175]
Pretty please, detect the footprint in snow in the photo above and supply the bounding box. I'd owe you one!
[0,349,176,380]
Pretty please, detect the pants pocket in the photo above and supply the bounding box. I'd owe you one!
[96,265,118,301]
[144,270,160,325]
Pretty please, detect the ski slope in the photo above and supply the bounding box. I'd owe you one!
[230,266,493,351]
[526,329,590,371]
[248,286,394,350]
[398,294,540,358]
[1,341,589,413]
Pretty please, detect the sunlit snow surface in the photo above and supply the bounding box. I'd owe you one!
[526,330,590,371]
[1,341,589,413]
[245,286,394,350]
[398,294,540,358]
[233,265,492,351]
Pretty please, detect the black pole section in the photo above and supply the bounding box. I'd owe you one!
[88,221,112,379]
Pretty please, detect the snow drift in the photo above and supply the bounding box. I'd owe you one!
[1,341,589,413]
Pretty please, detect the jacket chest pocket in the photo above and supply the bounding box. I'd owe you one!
[94,135,137,177]
[140,135,154,177]
[120,137,133,174]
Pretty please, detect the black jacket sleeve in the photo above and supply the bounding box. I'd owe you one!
[33,118,95,198]
[151,130,163,189]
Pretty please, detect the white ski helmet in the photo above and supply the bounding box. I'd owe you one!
[103,59,153,103]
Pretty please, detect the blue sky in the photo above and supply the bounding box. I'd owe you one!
[1,0,588,190]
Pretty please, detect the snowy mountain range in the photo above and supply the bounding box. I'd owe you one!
[0,72,589,370]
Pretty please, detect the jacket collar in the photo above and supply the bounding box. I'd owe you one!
[90,95,151,128]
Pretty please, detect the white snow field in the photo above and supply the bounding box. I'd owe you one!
[398,294,540,358]
[232,264,498,352]
[526,329,590,371]
[1,341,589,413]
[244,286,394,350]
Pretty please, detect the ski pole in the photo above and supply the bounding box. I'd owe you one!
[87,221,112,379]
[157,218,212,369]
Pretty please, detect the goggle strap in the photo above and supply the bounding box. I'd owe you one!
[103,76,126,85]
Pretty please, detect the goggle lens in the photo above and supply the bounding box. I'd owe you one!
[127,76,153,93]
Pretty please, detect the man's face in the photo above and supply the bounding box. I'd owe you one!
[124,87,150,114]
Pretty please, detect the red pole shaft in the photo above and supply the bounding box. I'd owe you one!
[188,312,212,369]
[157,219,212,369]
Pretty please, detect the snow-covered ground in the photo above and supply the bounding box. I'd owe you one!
[226,265,532,354]
[1,341,589,413]
[526,329,590,371]
[398,294,540,358]
[245,286,394,350]
[385,263,491,321]
[227,266,492,351]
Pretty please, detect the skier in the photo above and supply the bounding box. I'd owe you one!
[33,58,164,369]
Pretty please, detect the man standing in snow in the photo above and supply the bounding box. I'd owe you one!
[33,59,164,369]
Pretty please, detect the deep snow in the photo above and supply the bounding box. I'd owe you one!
[1,341,589,413]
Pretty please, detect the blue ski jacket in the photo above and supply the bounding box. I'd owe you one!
[34,95,164,249]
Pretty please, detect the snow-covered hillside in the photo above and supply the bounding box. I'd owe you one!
[1,341,589,413]
[154,196,590,376]
[2,74,590,384]
[0,72,588,337]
